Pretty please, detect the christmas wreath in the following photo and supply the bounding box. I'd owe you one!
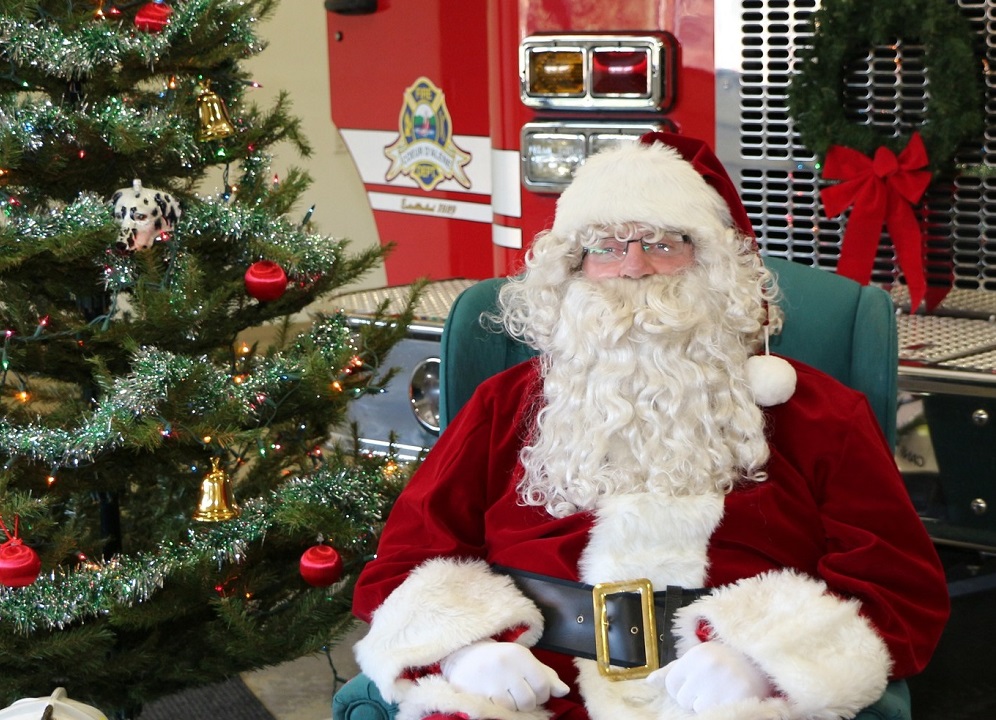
[786,0,985,312]
[787,0,983,176]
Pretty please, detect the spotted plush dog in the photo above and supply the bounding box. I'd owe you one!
[111,180,182,251]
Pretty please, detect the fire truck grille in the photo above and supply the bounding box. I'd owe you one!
[732,0,996,290]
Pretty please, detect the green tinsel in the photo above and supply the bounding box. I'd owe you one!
[0,317,360,469]
[0,0,261,79]
[0,97,202,166]
[787,0,984,175]
[0,461,394,634]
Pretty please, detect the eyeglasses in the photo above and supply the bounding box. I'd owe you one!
[582,231,691,264]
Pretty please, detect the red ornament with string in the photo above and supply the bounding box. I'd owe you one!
[299,544,343,587]
[134,2,173,33]
[245,260,288,302]
[0,516,41,588]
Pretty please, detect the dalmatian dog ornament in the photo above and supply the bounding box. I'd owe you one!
[111,179,181,251]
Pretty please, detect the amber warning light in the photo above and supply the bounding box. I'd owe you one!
[528,50,584,96]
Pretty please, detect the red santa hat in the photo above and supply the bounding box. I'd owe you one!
[552,131,796,406]
[552,131,754,239]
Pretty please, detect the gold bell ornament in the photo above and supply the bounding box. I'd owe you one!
[195,81,236,142]
[193,458,240,522]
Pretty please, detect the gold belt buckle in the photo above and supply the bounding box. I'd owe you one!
[591,578,659,680]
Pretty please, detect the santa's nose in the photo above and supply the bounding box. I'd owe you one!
[618,243,655,278]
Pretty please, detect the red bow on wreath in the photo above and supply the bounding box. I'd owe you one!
[820,132,932,311]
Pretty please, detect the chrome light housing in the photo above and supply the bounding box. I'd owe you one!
[409,357,441,433]
[520,33,678,112]
[521,122,670,192]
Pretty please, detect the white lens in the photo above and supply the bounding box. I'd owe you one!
[524,134,586,188]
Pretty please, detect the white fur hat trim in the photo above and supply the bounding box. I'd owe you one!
[552,142,733,238]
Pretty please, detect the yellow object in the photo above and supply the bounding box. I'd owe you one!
[592,578,658,680]
[195,82,236,142]
[193,458,240,522]
[528,50,584,95]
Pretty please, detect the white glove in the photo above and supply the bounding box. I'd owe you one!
[440,639,570,712]
[646,641,774,714]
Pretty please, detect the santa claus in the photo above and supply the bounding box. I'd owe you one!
[350,133,948,720]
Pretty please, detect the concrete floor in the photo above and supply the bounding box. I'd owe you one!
[240,623,365,720]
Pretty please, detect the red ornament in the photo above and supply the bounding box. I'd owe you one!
[0,516,41,588]
[134,2,173,33]
[299,544,343,587]
[245,260,288,302]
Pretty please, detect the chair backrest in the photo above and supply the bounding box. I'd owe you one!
[439,256,897,446]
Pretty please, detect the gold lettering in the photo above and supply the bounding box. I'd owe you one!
[401,198,436,213]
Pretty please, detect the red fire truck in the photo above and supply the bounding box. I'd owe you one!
[325,0,714,283]
[324,0,996,566]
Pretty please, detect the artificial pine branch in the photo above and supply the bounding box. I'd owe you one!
[0,0,411,713]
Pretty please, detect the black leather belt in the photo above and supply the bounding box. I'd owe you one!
[494,565,709,680]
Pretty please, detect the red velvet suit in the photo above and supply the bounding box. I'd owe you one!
[352,357,948,720]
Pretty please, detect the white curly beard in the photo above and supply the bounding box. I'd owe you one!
[516,264,771,518]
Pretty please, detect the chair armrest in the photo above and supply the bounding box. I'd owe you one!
[854,680,911,720]
[332,674,398,720]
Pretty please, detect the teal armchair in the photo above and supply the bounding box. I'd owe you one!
[334,257,908,720]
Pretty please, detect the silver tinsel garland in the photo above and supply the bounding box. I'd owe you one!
[0,98,202,167]
[0,317,357,469]
[0,0,262,80]
[0,461,393,634]
[0,191,346,291]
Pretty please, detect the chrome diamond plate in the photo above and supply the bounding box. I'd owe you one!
[898,315,996,364]
[937,348,996,373]
[890,286,996,319]
[330,279,477,325]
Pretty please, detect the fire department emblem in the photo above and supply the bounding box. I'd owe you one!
[384,77,472,191]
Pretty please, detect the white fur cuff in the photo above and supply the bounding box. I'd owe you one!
[354,558,544,704]
[673,569,892,719]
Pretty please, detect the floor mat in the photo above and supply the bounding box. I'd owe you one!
[138,676,275,720]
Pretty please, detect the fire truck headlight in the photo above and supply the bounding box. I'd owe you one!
[409,358,440,434]
[589,133,641,156]
[521,123,667,192]
[523,133,586,188]
[527,50,585,96]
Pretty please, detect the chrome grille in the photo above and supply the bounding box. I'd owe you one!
[718,0,994,288]
[717,0,996,371]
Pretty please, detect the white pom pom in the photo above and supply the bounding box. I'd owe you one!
[745,353,797,407]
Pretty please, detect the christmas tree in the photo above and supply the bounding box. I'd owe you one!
[0,1,413,714]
